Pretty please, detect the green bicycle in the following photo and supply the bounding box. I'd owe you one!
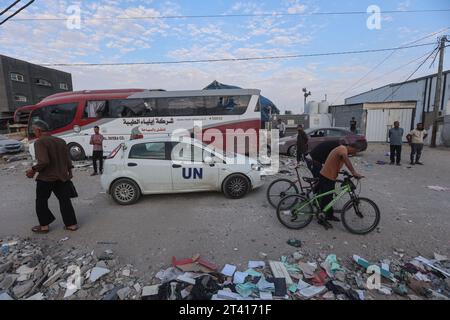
[276,171,380,235]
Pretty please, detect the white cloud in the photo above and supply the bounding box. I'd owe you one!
[287,1,307,14]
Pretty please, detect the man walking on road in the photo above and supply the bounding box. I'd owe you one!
[90,126,105,176]
[389,121,404,166]
[316,142,363,229]
[350,117,357,133]
[26,120,78,234]
[407,123,428,165]
[276,119,286,138]
[296,124,309,163]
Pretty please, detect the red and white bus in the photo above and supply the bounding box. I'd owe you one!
[15,88,262,160]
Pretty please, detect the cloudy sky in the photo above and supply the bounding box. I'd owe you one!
[0,0,449,112]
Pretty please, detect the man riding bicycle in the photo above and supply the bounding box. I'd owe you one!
[317,141,364,229]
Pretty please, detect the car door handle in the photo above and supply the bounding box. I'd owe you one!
[172,164,182,168]
[128,163,138,167]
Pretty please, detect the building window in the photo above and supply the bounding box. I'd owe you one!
[59,83,69,90]
[35,79,52,87]
[14,95,27,102]
[11,73,25,82]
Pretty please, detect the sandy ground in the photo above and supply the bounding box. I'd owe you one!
[0,143,449,280]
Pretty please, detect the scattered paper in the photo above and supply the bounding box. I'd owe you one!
[427,186,450,191]
[259,292,273,300]
[142,285,160,297]
[415,256,450,278]
[233,271,248,284]
[434,253,448,262]
[248,261,266,269]
[299,286,326,298]
[221,264,237,277]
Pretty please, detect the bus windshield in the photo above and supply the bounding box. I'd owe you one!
[28,102,78,138]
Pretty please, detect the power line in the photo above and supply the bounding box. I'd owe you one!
[40,42,434,67]
[0,0,34,26]
[382,45,439,102]
[9,8,450,22]
[0,0,20,16]
[331,27,450,105]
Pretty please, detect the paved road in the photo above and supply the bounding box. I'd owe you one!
[1,144,449,279]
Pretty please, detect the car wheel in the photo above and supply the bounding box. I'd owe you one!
[288,145,297,157]
[68,143,86,161]
[223,174,250,199]
[111,178,141,205]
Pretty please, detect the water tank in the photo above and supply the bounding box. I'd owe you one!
[319,100,330,114]
[308,101,319,114]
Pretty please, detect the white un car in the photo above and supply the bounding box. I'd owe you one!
[101,137,264,205]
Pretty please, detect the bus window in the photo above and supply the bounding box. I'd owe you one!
[83,101,107,118]
[205,96,250,116]
[29,103,78,138]
[166,97,204,116]
[109,99,150,117]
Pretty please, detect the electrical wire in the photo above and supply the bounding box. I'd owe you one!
[40,42,434,67]
[9,8,450,22]
[0,0,34,26]
[0,0,20,16]
[331,27,450,105]
[382,46,439,102]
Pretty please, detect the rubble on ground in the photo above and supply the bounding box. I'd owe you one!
[1,236,449,300]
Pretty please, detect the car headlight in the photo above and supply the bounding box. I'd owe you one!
[279,141,287,146]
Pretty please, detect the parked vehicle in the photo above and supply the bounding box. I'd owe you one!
[278,127,368,157]
[17,88,262,161]
[0,135,24,154]
[101,137,264,205]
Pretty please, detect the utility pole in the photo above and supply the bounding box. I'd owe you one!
[431,36,449,147]
[302,88,311,114]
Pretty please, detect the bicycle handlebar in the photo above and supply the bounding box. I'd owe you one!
[339,171,364,180]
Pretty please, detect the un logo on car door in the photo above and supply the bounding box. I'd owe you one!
[182,168,203,179]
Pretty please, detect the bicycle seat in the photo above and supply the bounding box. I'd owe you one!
[302,177,319,184]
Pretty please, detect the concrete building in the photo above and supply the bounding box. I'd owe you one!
[0,55,72,130]
[330,101,416,142]
[344,71,450,127]
[331,71,450,144]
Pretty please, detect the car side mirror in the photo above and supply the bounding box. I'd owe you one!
[204,156,214,164]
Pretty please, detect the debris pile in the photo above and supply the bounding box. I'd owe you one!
[0,237,142,300]
[1,237,449,300]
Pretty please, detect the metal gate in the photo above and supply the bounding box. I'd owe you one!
[365,108,413,142]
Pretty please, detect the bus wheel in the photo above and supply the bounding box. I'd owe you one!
[68,143,86,161]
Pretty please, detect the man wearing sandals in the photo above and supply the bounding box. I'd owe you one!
[316,142,363,229]
[26,120,78,233]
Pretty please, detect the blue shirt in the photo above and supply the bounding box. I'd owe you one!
[389,127,404,145]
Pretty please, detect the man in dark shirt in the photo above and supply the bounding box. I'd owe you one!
[350,117,357,133]
[26,120,78,233]
[307,140,343,178]
[296,124,309,163]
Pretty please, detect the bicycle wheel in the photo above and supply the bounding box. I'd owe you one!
[276,195,315,229]
[266,178,299,209]
[341,197,380,235]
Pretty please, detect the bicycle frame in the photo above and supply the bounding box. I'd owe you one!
[293,184,352,214]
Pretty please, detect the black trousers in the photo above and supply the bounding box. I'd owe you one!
[317,174,336,217]
[36,180,78,227]
[410,143,423,163]
[390,145,402,164]
[92,150,104,173]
